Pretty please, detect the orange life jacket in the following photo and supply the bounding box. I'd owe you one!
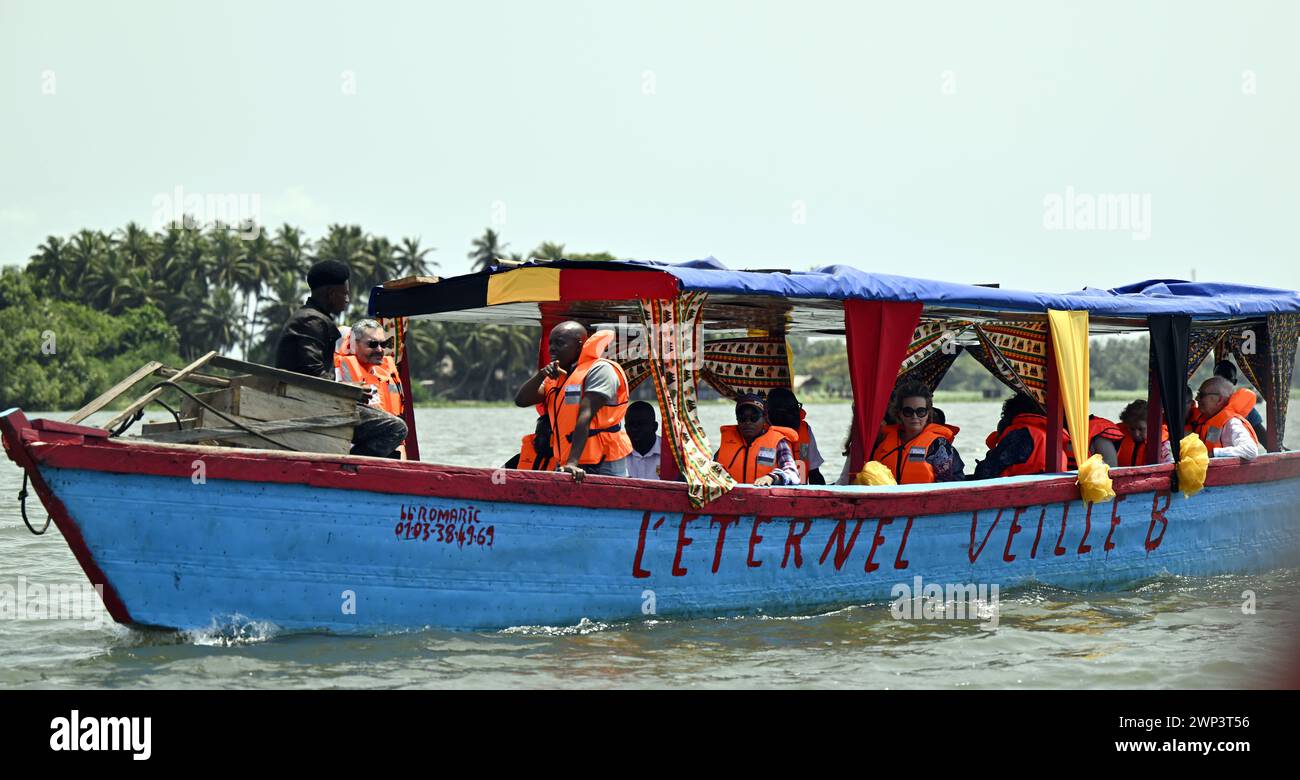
[793,410,814,483]
[516,433,553,471]
[1194,405,1259,456]
[1065,416,1125,469]
[335,351,407,459]
[335,353,404,417]
[1227,387,1258,417]
[989,413,1069,477]
[871,423,958,484]
[1116,425,1170,467]
[541,331,633,466]
[716,424,800,483]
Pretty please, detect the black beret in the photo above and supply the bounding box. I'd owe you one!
[307,260,350,288]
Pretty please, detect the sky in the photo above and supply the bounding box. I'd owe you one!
[2,0,1297,292]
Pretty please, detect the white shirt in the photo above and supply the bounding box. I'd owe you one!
[1212,417,1260,460]
[627,435,663,480]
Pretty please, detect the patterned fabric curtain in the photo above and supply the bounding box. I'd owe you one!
[377,317,409,364]
[608,336,651,392]
[964,321,1049,407]
[896,319,971,389]
[639,294,736,508]
[1231,314,1300,449]
[1186,327,1229,381]
[700,337,792,399]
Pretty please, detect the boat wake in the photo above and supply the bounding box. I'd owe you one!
[182,614,282,647]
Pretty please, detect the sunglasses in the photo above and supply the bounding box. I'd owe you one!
[899,406,930,418]
[736,409,764,423]
[363,339,394,349]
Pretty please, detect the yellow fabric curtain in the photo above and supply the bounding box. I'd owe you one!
[1048,309,1114,502]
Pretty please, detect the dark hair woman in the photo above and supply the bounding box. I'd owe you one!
[868,381,964,483]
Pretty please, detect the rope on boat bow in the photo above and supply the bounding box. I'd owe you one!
[17,472,51,535]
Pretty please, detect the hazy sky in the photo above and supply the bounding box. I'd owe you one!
[3,0,1297,292]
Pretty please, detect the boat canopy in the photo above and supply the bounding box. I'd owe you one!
[368,257,1299,506]
[369,257,1300,333]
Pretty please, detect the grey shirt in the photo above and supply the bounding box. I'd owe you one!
[582,361,619,404]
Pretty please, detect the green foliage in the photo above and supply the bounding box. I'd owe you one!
[0,293,181,410]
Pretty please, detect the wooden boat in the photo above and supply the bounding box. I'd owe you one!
[5,259,1300,632]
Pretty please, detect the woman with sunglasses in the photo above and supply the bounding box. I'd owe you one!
[870,381,964,484]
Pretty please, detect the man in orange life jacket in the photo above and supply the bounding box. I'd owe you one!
[973,393,1068,479]
[335,319,404,417]
[1116,399,1172,466]
[713,394,802,486]
[514,321,633,481]
[1193,376,1260,459]
[767,388,826,484]
[1214,359,1268,442]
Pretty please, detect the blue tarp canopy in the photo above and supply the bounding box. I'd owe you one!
[369,257,1300,324]
[623,257,1300,319]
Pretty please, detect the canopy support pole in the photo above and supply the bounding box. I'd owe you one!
[1044,326,1064,473]
[1145,365,1165,465]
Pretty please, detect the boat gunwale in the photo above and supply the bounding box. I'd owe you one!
[8,409,1300,523]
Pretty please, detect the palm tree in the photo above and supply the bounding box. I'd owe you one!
[239,230,275,358]
[396,237,436,278]
[273,224,312,279]
[468,228,507,273]
[252,271,306,362]
[27,236,70,296]
[533,241,566,262]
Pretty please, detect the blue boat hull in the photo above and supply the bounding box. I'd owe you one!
[35,462,1300,632]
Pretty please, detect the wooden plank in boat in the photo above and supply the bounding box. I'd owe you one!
[196,384,357,423]
[66,361,165,425]
[143,414,357,454]
[207,355,366,402]
[141,418,198,436]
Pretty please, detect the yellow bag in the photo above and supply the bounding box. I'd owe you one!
[853,461,897,486]
[1076,453,1115,503]
[1177,433,1209,498]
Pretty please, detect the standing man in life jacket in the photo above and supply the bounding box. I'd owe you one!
[1213,359,1268,442]
[1193,376,1260,459]
[514,321,633,481]
[275,260,407,458]
[1116,399,1172,466]
[973,393,1069,479]
[713,394,802,486]
[767,388,826,484]
[870,381,964,483]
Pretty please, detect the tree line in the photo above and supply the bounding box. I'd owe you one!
[2,222,614,409]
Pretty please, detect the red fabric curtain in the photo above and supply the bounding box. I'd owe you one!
[845,300,924,475]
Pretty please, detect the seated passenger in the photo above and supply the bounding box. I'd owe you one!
[972,393,1069,479]
[870,381,964,483]
[1065,414,1124,468]
[1214,359,1268,442]
[1193,377,1260,459]
[333,317,409,459]
[504,415,554,471]
[623,401,682,481]
[767,387,826,484]
[1115,400,1172,466]
[1184,385,1200,428]
[714,394,801,486]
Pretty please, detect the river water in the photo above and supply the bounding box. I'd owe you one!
[2,402,1297,688]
